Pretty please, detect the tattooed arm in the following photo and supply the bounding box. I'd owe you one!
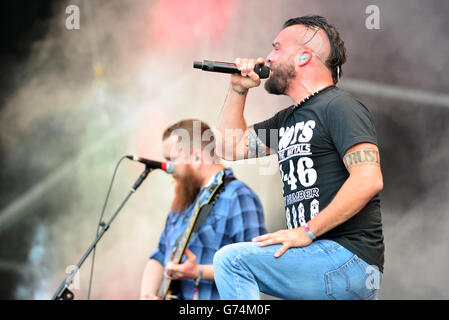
[216,125,273,160]
[216,81,273,160]
[343,146,380,169]
[216,57,273,160]
[245,126,273,159]
[303,142,383,239]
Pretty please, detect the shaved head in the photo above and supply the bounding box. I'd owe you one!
[295,25,331,65]
[284,24,331,70]
[282,16,347,83]
[264,16,346,97]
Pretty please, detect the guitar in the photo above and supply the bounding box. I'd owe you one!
[157,170,231,300]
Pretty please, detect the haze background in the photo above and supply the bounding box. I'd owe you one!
[0,0,448,299]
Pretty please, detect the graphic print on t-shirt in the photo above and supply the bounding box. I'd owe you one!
[278,119,319,228]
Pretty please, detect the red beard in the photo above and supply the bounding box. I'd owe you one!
[170,166,203,213]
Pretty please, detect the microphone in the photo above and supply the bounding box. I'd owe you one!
[126,155,176,174]
[193,60,270,79]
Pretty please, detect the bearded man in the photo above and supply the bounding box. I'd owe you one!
[140,119,266,300]
[213,16,384,300]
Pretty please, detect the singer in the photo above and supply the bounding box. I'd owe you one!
[213,16,384,300]
[139,119,266,300]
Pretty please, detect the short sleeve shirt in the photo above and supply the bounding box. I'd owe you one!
[254,86,384,272]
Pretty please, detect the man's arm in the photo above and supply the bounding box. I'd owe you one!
[306,142,383,236]
[216,58,273,160]
[253,142,383,257]
[140,259,164,299]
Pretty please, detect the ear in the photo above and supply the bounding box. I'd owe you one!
[193,149,202,168]
[297,49,312,66]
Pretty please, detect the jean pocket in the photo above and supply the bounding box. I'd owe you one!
[325,255,380,300]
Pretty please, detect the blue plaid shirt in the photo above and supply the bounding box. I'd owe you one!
[149,168,266,300]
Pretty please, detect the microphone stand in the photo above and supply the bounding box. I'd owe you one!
[52,167,152,300]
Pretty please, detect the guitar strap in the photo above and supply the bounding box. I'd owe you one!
[191,173,235,235]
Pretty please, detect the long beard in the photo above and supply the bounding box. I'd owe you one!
[264,61,296,95]
[170,167,203,213]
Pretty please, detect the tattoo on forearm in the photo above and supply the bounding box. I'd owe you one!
[343,149,380,169]
[246,128,267,158]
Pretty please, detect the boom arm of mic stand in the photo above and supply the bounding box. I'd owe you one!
[52,168,152,300]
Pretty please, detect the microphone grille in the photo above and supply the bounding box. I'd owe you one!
[165,162,176,174]
[255,64,270,79]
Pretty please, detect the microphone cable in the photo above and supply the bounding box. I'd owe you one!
[87,155,128,300]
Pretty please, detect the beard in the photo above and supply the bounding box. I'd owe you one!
[264,60,296,95]
[170,165,204,213]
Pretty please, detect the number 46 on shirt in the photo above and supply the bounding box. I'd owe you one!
[280,157,317,192]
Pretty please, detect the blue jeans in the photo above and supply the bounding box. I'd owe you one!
[213,240,382,300]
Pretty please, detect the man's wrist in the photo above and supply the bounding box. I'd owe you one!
[231,86,248,95]
[194,265,203,283]
[304,223,317,240]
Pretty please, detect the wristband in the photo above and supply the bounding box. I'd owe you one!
[305,223,316,240]
[192,265,203,300]
[194,265,203,285]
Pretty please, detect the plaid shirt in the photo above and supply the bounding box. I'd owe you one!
[149,168,266,300]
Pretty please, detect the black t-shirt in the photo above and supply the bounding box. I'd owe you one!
[253,86,384,272]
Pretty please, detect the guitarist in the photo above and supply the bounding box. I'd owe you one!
[140,119,267,300]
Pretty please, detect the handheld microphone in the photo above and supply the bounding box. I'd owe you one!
[193,60,270,79]
[126,155,176,174]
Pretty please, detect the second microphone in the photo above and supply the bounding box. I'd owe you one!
[126,155,176,174]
